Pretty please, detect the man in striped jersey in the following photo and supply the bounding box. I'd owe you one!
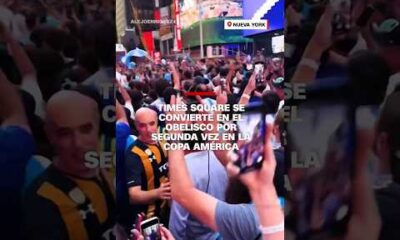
[125,107,170,228]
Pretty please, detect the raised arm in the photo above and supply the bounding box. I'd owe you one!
[0,70,30,133]
[169,62,181,91]
[116,99,128,125]
[238,71,256,105]
[345,128,381,240]
[168,95,219,231]
[2,27,36,77]
[230,119,284,240]
[1,24,45,118]
[117,82,135,120]
[291,5,333,84]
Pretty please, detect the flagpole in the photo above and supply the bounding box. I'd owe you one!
[198,0,204,59]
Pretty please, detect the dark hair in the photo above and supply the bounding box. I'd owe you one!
[148,90,158,101]
[44,28,67,52]
[78,49,100,74]
[225,178,251,204]
[183,80,193,92]
[0,49,20,84]
[64,20,79,37]
[63,35,80,60]
[27,48,65,101]
[183,70,193,80]
[348,50,391,105]
[194,70,203,78]
[163,87,178,105]
[130,89,144,111]
[24,10,38,30]
[262,91,281,114]
[154,78,170,98]
[219,67,229,78]
[93,20,116,67]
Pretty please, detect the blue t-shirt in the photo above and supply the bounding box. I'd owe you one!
[0,126,34,190]
[215,201,261,240]
[169,151,228,240]
[0,126,34,239]
[116,122,132,230]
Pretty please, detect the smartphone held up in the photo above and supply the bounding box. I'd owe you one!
[140,217,161,240]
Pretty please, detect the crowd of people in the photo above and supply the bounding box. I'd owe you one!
[285,0,400,239]
[0,0,117,239]
[3,0,398,239]
[116,48,286,240]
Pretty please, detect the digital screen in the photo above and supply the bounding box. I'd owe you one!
[243,0,284,36]
[271,35,284,53]
[179,0,243,29]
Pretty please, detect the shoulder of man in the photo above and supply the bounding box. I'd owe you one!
[22,167,67,239]
[125,140,149,158]
[215,201,260,240]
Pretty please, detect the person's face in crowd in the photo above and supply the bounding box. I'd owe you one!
[135,108,158,144]
[272,58,282,70]
[45,91,100,177]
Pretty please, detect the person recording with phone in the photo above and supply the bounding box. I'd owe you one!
[166,94,284,240]
[168,90,229,240]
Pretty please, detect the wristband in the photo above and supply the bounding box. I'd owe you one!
[299,58,320,71]
[259,222,284,235]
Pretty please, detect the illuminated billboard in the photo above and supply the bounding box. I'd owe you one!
[179,0,243,29]
[243,0,284,36]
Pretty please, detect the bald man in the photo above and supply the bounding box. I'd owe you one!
[124,107,170,229]
[23,90,116,240]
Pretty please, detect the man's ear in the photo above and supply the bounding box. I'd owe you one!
[375,131,389,157]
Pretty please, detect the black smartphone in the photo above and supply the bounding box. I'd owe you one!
[234,105,271,174]
[331,0,352,34]
[287,86,355,238]
[140,217,161,240]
